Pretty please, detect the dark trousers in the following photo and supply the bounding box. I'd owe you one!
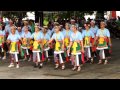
[78,54,83,64]
[96,49,110,60]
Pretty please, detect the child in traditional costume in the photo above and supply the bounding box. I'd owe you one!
[90,20,99,58]
[16,26,23,60]
[21,26,32,61]
[47,23,65,70]
[42,26,50,62]
[0,25,5,59]
[30,25,44,68]
[4,19,14,38]
[82,23,95,63]
[7,26,22,68]
[67,25,84,71]
[70,19,79,31]
[94,21,112,64]
[62,23,72,62]
[22,21,32,33]
[90,20,99,36]
[17,26,23,36]
[4,19,15,59]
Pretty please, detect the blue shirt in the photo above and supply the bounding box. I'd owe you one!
[62,30,72,38]
[17,31,23,36]
[51,32,64,41]
[42,33,50,40]
[5,24,17,34]
[61,28,66,32]
[0,30,5,36]
[51,28,55,34]
[22,25,32,32]
[82,29,95,38]
[31,31,43,40]
[7,34,21,42]
[5,21,9,25]
[47,29,52,37]
[90,26,99,35]
[70,23,79,30]
[5,25,12,33]
[70,31,83,41]
[81,29,85,34]
[9,30,19,35]
[96,28,110,37]
[21,32,31,38]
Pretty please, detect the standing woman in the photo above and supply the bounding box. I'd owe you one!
[94,21,112,64]
[22,21,32,33]
[0,25,5,59]
[90,20,99,36]
[17,26,23,36]
[21,26,32,61]
[62,23,72,62]
[4,19,15,38]
[67,25,84,71]
[4,19,15,60]
[41,26,50,62]
[82,22,95,63]
[47,23,65,70]
[90,20,99,58]
[7,26,22,68]
[30,25,44,68]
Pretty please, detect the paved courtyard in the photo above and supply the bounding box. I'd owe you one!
[0,38,120,79]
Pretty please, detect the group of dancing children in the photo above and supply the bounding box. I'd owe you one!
[0,19,112,72]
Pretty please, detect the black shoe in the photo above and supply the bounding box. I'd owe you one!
[54,67,59,70]
[33,63,38,68]
[39,63,43,69]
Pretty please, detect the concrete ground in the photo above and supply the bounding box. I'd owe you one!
[0,38,120,79]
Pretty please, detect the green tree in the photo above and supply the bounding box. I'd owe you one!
[58,11,94,19]
[95,11,107,19]
[2,11,27,20]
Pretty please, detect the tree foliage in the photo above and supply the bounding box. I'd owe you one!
[2,11,27,20]
[58,11,94,19]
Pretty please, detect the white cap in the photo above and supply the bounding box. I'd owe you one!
[71,19,75,21]
[79,27,82,29]
[90,20,95,23]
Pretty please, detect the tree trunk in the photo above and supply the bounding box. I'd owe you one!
[35,11,40,23]
[39,11,43,26]
[35,11,43,26]
[96,11,104,19]
[17,13,23,26]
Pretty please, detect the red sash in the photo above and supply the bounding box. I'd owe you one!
[6,32,9,38]
[90,38,96,52]
[105,37,109,44]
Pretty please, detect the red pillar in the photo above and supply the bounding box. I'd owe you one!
[112,11,116,18]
